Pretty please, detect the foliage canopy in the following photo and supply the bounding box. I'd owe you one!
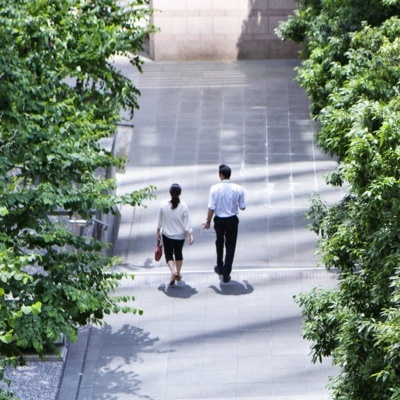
[277,1,400,399]
[0,0,154,396]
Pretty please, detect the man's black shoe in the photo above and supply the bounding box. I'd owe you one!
[214,266,223,275]
[223,275,231,283]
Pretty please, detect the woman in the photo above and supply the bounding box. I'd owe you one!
[157,183,194,286]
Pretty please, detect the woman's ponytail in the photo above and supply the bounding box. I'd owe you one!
[169,183,182,209]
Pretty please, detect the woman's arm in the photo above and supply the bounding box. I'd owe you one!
[157,206,163,240]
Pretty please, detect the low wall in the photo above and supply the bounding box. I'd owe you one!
[149,0,302,61]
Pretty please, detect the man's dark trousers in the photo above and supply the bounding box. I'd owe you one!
[214,215,239,279]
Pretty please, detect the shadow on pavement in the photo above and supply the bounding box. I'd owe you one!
[90,324,169,400]
[157,282,198,298]
[209,279,254,295]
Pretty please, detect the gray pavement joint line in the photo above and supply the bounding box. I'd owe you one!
[126,205,138,261]
[116,203,138,261]
[74,325,93,400]
[55,345,69,400]
[124,267,330,277]
[56,326,93,400]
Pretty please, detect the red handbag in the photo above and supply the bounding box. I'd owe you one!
[154,239,163,261]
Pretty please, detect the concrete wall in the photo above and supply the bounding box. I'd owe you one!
[149,0,302,61]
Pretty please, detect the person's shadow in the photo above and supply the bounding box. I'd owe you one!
[158,281,198,299]
[209,279,254,296]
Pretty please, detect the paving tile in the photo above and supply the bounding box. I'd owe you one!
[202,370,238,384]
[203,356,239,372]
[76,387,94,400]
[237,382,273,397]
[203,330,240,344]
[272,354,309,369]
[91,388,141,400]
[201,383,238,398]
[205,317,239,331]
[166,368,202,384]
[167,356,204,372]
[169,344,204,359]
[236,367,273,383]
[271,368,307,382]
[273,381,309,396]
[203,342,239,357]
[164,384,205,400]
[238,355,272,371]
[237,341,272,357]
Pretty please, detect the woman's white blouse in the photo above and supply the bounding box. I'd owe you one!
[157,200,193,240]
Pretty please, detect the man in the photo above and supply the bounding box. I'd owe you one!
[203,164,246,283]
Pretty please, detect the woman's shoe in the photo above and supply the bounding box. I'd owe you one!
[169,274,176,286]
[175,274,182,282]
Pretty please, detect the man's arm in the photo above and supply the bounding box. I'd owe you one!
[204,186,215,229]
[203,208,214,229]
[239,187,246,211]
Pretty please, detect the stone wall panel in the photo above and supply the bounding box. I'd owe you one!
[150,0,301,60]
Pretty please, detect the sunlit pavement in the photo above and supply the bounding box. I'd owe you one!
[57,59,343,400]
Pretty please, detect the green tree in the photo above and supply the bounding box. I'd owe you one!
[276,0,399,114]
[0,0,154,396]
[277,1,400,399]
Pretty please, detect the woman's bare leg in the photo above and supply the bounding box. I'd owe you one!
[175,260,183,281]
[167,260,177,285]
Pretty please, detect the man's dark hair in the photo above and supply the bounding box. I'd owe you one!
[219,164,231,179]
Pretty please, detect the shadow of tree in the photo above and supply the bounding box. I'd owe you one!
[85,324,171,400]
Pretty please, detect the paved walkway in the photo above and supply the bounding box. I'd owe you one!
[58,59,343,400]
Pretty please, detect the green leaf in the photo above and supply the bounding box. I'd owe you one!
[0,333,14,344]
[31,302,42,316]
[21,306,31,315]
